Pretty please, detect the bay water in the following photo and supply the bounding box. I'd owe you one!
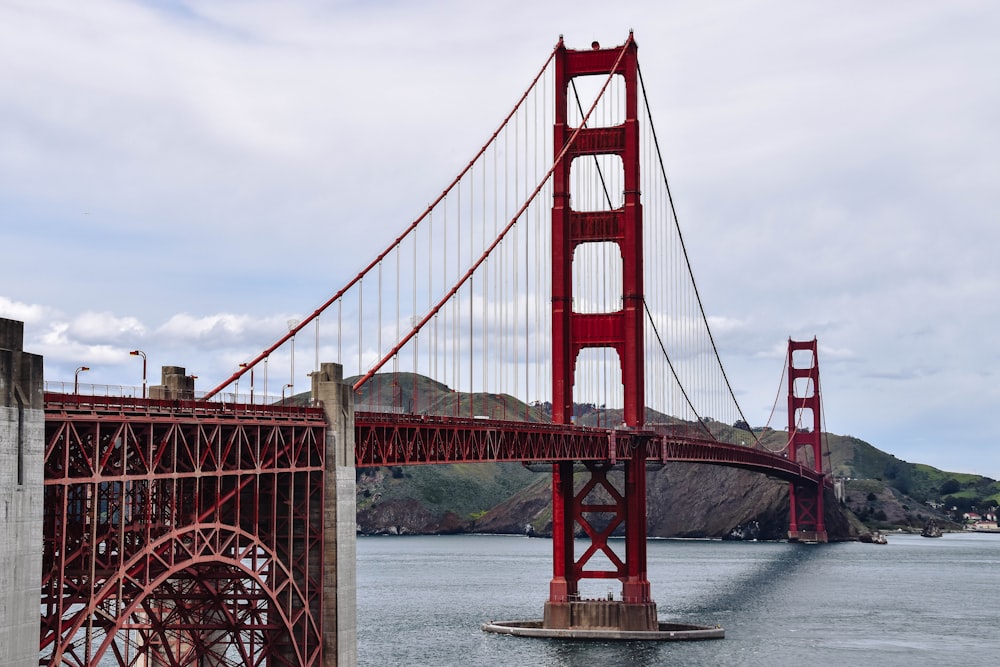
[358,532,1000,666]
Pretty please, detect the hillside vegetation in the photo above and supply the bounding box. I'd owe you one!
[335,373,998,538]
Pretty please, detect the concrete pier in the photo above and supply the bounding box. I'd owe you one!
[482,620,725,641]
[313,363,358,667]
[0,318,44,667]
[148,365,196,400]
[544,599,659,632]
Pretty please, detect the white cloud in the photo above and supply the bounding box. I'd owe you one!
[0,296,55,324]
[1,1,999,477]
[157,312,295,345]
[69,311,146,343]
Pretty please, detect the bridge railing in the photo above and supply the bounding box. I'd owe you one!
[44,389,323,419]
[45,381,318,413]
[44,381,142,399]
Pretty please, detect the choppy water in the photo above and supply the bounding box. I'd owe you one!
[358,532,1000,667]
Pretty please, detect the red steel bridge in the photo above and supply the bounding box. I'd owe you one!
[38,33,831,666]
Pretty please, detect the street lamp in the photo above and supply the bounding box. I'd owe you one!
[240,362,256,405]
[287,319,298,401]
[281,383,293,405]
[74,366,90,395]
[129,350,147,399]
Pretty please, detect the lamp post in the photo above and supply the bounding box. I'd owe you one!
[74,366,90,395]
[287,319,299,402]
[129,350,147,399]
[281,383,293,406]
[240,362,256,405]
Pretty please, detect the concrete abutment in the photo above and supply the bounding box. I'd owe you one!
[312,363,358,667]
[0,318,44,667]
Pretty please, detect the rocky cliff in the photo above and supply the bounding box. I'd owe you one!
[350,373,882,540]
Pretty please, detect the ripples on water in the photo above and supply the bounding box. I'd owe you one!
[358,532,1000,667]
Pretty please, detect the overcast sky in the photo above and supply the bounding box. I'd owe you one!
[2,1,998,479]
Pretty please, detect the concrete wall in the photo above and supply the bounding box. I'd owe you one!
[312,363,357,667]
[0,318,44,667]
[148,365,195,400]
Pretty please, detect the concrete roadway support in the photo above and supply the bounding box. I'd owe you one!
[312,363,358,667]
[148,365,195,400]
[0,318,44,667]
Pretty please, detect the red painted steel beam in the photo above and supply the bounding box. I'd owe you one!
[39,396,828,659]
[41,395,327,666]
[355,411,827,487]
[786,338,828,541]
[550,34,649,613]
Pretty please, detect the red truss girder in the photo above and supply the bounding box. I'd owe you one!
[356,412,826,483]
[41,393,327,667]
[355,412,628,467]
[659,438,825,485]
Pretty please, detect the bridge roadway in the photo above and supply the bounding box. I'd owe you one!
[39,392,824,488]
[37,386,824,664]
[355,411,826,485]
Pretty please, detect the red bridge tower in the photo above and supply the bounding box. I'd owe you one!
[546,33,657,632]
[786,338,828,542]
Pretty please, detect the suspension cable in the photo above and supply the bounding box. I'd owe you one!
[757,345,791,452]
[637,60,759,443]
[354,39,634,391]
[642,297,714,440]
[203,44,561,401]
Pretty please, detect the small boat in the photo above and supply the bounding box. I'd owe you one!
[921,520,943,538]
[860,531,887,544]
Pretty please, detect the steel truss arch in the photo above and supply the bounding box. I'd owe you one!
[41,394,327,667]
[47,523,319,667]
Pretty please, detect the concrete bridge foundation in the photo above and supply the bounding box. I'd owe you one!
[0,318,44,667]
[313,363,358,667]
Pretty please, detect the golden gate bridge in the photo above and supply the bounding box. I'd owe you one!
[30,33,831,665]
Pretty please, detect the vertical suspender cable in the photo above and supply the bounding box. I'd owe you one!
[482,152,488,397]
[469,167,475,410]
[377,261,382,376]
[358,278,363,380]
[413,213,418,405]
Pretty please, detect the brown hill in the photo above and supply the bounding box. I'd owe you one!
[348,374,848,539]
[346,373,991,539]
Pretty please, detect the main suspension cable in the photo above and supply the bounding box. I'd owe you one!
[642,297,714,440]
[637,60,759,444]
[203,44,560,401]
[354,39,634,391]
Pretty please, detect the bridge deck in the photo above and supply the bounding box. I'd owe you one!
[354,411,825,485]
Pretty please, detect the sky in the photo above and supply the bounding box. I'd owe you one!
[1,1,998,479]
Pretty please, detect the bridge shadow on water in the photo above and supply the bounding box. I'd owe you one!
[664,540,834,618]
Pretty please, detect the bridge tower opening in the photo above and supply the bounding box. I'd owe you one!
[546,33,657,632]
[786,338,828,543]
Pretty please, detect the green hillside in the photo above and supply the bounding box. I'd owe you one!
[824,433,1000,508]
[334,373,999,535]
